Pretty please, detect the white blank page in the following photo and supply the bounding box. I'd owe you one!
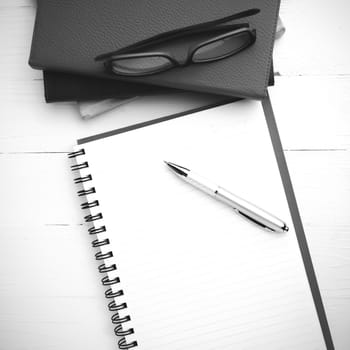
[76,101,325,349]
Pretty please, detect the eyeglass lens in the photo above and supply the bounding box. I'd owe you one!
[111,56,174,76]
[192,31,252,63]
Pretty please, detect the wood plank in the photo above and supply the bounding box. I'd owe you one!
[0,0,34,8]
[0,229,117,350]
[0,153,80,224]
[0,3,38,81]
[0,294,117,350]
[276,0,350,75]
[270,76,350,150]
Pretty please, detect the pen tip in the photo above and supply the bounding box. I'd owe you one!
[163,161,189,177]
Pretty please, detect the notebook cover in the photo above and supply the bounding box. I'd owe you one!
[43,64,275,103]
[70,97,333,349]
[29,0,280,99]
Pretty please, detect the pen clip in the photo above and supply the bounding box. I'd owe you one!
[235,209,275,232]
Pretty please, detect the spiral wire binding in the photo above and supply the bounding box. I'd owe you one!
[68,149,138,349]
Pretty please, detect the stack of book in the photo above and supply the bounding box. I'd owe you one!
[29,0,283,118]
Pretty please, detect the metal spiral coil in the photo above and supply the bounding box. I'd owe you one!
[74,174,92,184]
[68,149,85,158]
[84,213,103,222]
[105,288,124,299]
[108,300,127,312]
[78,187,96,196]
[92,238,110,247]
[68,149,138,349]
[99,263,117,273]
[81,200,99,209]
[71,161,89,171]
[88,225,106,235]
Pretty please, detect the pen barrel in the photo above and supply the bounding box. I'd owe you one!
[215,187,288,233]
[187,172,218,196]
[186,171,288,232]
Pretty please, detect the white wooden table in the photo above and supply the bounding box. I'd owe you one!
[1,1,349,349]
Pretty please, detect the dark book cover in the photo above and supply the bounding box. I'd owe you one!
[43,65,274,103]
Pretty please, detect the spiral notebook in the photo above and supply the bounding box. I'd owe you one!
[68,99,332,349]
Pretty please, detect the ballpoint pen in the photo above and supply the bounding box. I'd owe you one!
[165,161,289,233]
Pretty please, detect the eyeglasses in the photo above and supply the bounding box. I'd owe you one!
[96,8,259,77]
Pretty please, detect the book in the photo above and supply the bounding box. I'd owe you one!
[41,17,283,104]
[68,98,333,349]
[30,0,280,99]
[43,70,182,103]
[78,97,139,119]
[43,65,274,103]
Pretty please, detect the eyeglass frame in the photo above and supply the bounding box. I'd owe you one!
[95,7,260,63]
[105,26,256,76]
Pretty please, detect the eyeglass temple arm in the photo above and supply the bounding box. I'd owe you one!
[195,8,260,28]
